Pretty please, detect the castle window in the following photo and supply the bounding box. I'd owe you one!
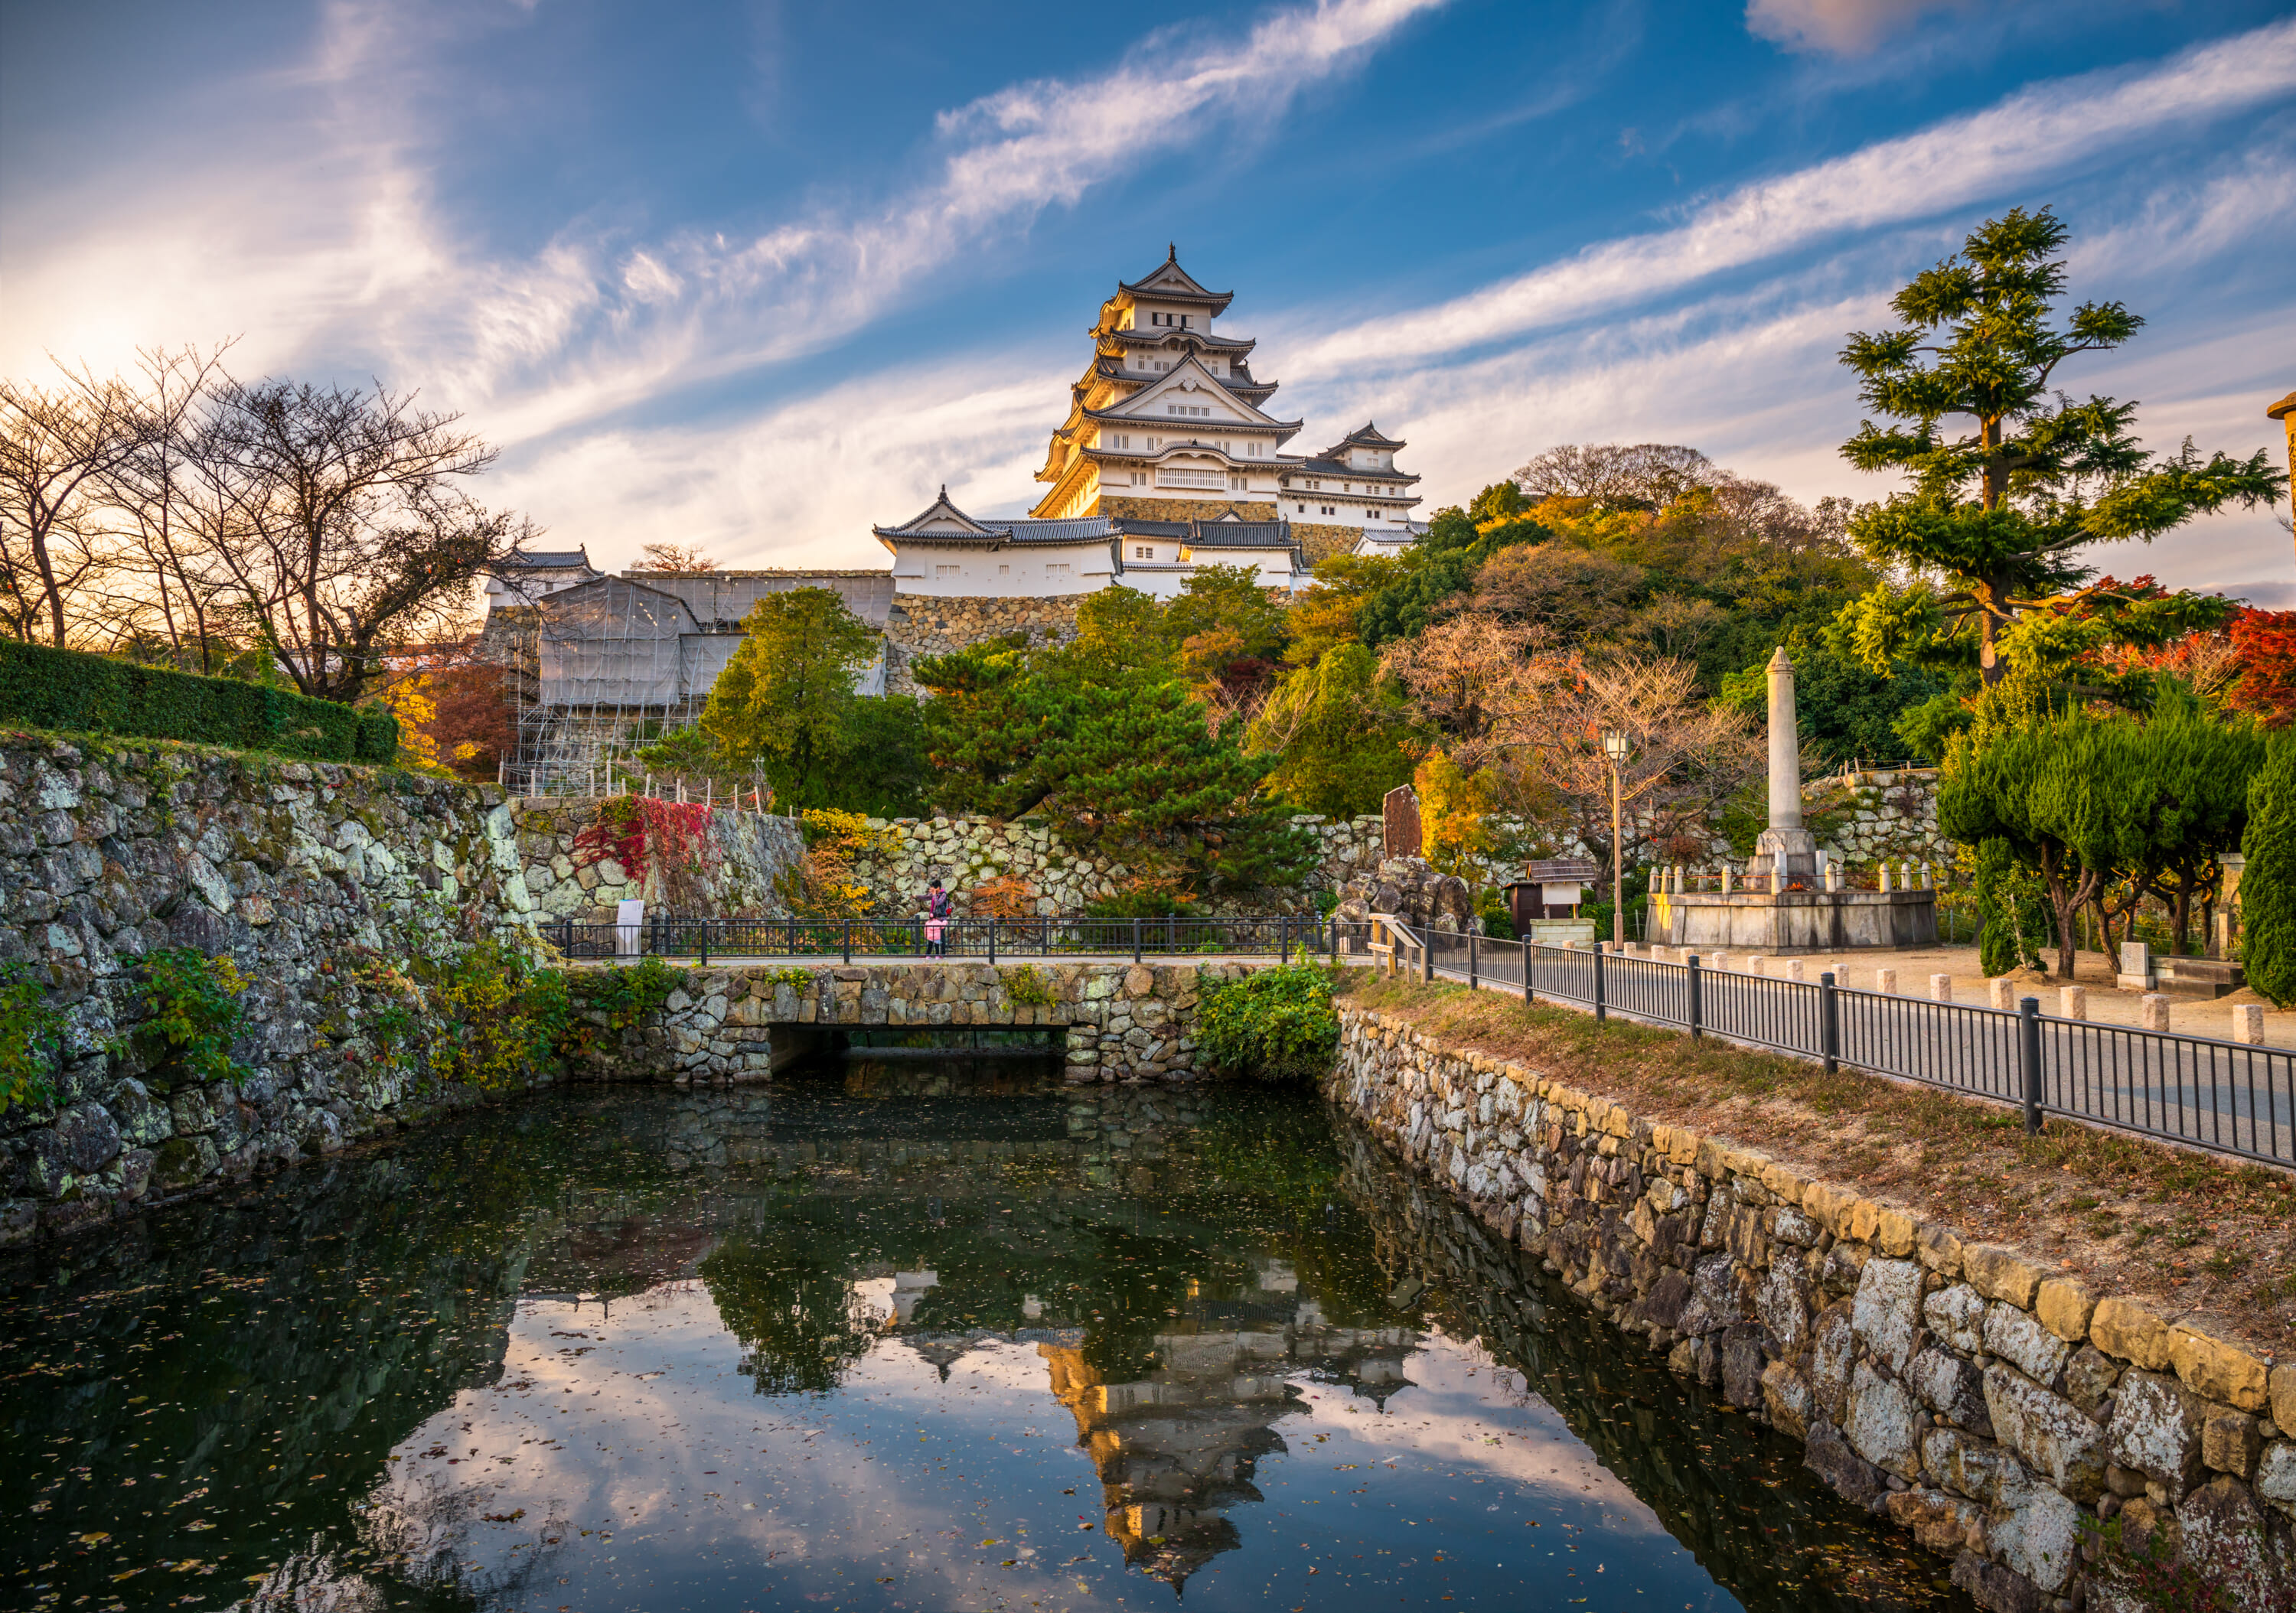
[1134,546,1153,560]
[1046,562,1071,577]
[937,564,960,579]
[1181,315,1191,327]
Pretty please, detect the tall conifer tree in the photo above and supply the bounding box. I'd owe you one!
[1839,208,2281,684]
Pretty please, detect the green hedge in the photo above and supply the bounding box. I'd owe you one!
[0,639,400,764]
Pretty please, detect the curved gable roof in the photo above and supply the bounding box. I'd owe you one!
[1116,246,1234,316]
[1087,356,1296,431]
[1331,421,1407,451]
[876,485,1000,536]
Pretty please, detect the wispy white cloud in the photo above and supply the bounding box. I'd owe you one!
[0,0,1445,452]
[476,129,2294,595]
[483,360,1068,573]
[1282,14,2296,379]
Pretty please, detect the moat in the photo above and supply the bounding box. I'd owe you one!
[3,1065,1971,1611]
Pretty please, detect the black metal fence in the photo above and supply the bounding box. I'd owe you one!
[548,913,1384,966]
[1403,925,2294,1168]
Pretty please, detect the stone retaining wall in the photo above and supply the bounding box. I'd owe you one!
[1815,771,1949,872]
[0,736,540,1246]
[511,797,804,923]
[1329,1005,2294,1609]
[851,813,1402,916]
[583,958,1266,1087]
[884,595,1082,694]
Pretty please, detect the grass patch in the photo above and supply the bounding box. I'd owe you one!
[1341,973,2296,1354]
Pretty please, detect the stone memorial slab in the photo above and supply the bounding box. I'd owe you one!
[1382,784,1423,860]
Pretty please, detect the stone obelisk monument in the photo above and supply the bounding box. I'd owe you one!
[1746,647,1816,890]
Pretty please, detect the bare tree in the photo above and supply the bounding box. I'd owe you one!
[1491,653,1761,865]
[1465,543,1644,642]
[191,379,527,704]
[87,344,244,667]
[629,539,718,572]
[1512,442,1714,510]
[0,362,150,644]
[1625,595,1729,660]
[1385,618,1761,867]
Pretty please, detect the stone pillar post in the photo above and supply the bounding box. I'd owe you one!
[1746,647,1816,888]
[1766,647,1802,834]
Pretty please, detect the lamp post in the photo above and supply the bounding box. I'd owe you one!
[1602,728,1629,947]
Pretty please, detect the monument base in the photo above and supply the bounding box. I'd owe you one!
[1652,889,1937,953]
[1746,826,1818,885]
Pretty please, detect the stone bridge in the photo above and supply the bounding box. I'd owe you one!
[586,958,1284,1086]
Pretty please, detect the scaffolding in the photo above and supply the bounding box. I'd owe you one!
[504,572,896,797]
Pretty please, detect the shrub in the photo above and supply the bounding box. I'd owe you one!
[561,957,687,1057]
[0,638,396,762]
[2244,738,2296,1007]
[970,875,1036,920]
[1085,886,1201,921]
[998,965,1055,1007]
[1476,886,1515,939]
[1197,964,1340,1084]
[0,961,67,1113]
[132,949,253,1087]
[1974,836,2055,976]
[425,941,567,1092]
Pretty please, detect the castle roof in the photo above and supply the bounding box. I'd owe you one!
[874,489,1115,551]
[1111,514,1303,569]
[1114,246,1234,315]
[1080,354,1277,405]
[1081,356,1300,432]
[496,546,595,571]
[1283,455,1420,484]
[1104,326,1255,354]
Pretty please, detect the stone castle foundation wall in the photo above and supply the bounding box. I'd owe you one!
[511,797,804,924]
[884,594,1083,694]
[848,812,1404,917]
[0,737,541,1246]
[1288,521,1364,565]
[1093,495,1278,523]
[1329,1005,2294,1610]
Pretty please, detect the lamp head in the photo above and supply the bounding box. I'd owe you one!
[1602,729,1628,761]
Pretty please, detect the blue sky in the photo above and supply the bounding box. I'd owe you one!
[4,0,2292,601]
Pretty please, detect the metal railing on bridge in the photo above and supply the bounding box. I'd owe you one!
[548,913,1387,967]
[1383,921,2293,1170]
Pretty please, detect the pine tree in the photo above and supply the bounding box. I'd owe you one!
[1031,676,1318,892]
[1839,207,2281,685]
[700,588,881,806]
[913,638,1044,814]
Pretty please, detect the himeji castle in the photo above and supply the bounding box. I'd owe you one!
[873,248,1426,599]
[485,251,1431,786]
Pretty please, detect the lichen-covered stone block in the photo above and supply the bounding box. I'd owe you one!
[1851,1255,1924,1372]
[2107,1370,2204,1496]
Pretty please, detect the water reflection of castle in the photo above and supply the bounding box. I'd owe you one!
[1032,1282,1417,1589]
